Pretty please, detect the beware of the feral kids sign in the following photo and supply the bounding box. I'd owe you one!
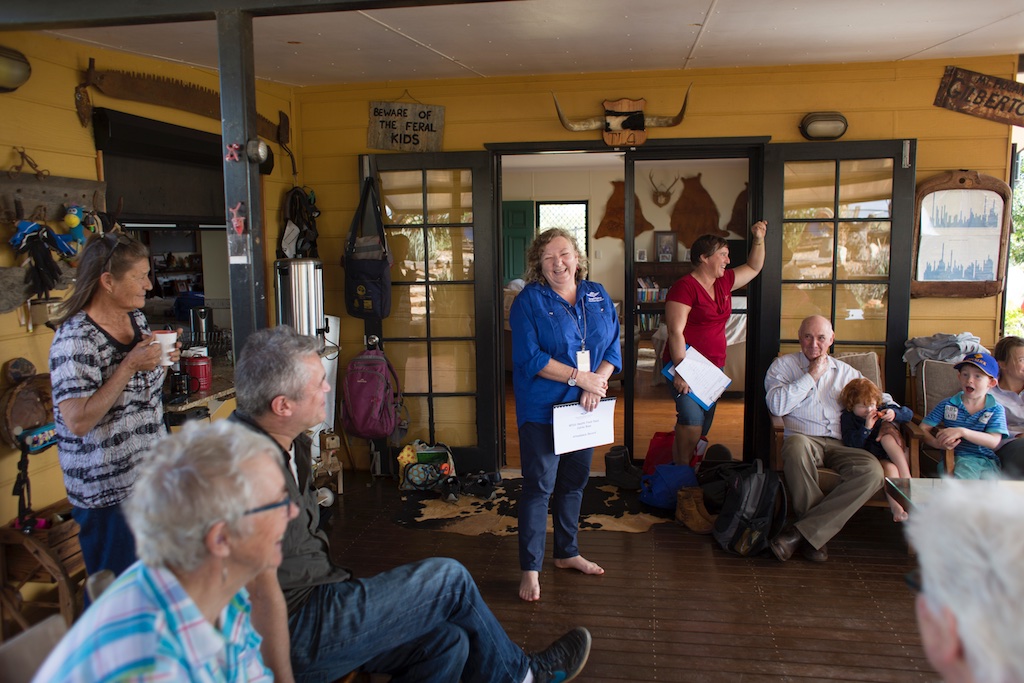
[367,101,445,152]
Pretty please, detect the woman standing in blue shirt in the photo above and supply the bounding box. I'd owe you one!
[510,228,621,602]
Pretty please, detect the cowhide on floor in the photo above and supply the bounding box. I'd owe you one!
[395,477,672,536]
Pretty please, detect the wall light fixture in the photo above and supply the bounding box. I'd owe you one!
[0,46,31,93]
[799,111,848,141]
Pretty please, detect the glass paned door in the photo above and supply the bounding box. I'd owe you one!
[366,153,498,473]
[756,140,916,452]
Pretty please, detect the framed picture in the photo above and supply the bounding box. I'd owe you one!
[636,248,648,262]
[655,231,677,262]
[912,170,1011,298]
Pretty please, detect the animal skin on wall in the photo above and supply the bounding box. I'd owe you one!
[670,173,728,247]
[725,183,749,236]
[595,180,655,240]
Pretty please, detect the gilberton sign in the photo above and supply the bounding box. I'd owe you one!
[934,66,1024,128]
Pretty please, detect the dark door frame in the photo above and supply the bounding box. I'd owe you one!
[755,139,917,455]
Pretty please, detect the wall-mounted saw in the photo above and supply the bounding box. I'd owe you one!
[75,58,295,173]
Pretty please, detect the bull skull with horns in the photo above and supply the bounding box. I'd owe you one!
[552,85,691,146]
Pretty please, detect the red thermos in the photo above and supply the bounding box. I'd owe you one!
[183,356,212,392]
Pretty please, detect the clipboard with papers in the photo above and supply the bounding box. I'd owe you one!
[661,345,732,411]
[552,397,616,455]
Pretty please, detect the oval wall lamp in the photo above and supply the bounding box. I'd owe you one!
[799,111,848,140]
[0,46,31,93]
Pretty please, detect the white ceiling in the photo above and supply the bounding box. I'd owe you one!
[47,0,1024,88]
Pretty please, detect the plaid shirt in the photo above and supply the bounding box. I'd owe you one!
[32,562,272,683]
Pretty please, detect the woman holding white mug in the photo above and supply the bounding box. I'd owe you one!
[49,230,181,578]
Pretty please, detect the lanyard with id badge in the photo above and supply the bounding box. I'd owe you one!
[560,298,589,382]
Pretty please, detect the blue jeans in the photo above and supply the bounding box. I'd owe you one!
[72,503,136,577]
[667,383,717,434]
[287,557,530,683]
[517,421,592,572]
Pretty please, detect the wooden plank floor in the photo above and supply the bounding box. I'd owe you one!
[325,474,936,682]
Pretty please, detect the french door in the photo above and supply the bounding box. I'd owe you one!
[753,140,917,452]
[364,152,499,473]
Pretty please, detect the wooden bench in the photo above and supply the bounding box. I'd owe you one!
[0,499,84,641]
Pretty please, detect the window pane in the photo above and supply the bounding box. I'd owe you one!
[386,228,425,282]
[380,171,423,225]
[430,341,477,392]
[382,284,427,337]
[388,341,429,393]
[432,397,478,447]
[838,221,890,279]
[430,284,475,337]
[538,202,588,255]
[783,161,835,218]
[428,227,475,282]
[782,222,833,280]
[426,169,472,223]
[780,284,831,338]
[833,284,888,342]
[839,159,893,218]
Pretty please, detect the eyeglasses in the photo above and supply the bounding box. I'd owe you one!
[100,232,133,272]
[243,492,293,516]
[904,568,922,594]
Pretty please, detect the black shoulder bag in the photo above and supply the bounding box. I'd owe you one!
[343,178,392,319]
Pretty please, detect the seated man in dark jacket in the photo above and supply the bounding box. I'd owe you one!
[234,325,590,683]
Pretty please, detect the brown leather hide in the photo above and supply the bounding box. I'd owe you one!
[725,183,749,236]
[595,181,655,240]
[670,173,727,247]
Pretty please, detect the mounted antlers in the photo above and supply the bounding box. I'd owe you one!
[552,85,692,146]
[649,171,681,207]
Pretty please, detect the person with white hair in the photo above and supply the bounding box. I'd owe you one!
[905,481,1024,683]
[33,420,296,682]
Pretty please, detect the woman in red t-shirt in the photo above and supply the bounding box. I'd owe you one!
[663,220,767,464]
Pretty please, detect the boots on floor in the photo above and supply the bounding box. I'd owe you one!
[675,487,714,534]
[604,449,642,491]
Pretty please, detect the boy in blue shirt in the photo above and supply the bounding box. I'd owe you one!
[921,352,1008,479]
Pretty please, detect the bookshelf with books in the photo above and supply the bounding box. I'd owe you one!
[635,261,693,339]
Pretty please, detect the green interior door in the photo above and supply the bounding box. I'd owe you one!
[502,200,533,284]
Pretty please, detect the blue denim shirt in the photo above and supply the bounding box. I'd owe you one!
[510,280,621,426]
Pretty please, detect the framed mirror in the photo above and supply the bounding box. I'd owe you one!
[911,170,1011,298]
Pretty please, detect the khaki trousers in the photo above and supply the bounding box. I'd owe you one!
[781,434,883,549]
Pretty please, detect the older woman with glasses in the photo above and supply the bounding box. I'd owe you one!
[49,230,180,578]
[33,420,297,682]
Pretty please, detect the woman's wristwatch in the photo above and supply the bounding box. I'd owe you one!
[567,368,578,387]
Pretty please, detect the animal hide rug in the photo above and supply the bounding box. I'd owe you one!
[670,173,728,247]
[595,181,655,240]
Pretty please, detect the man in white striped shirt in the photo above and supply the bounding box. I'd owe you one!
[764,315,884,562]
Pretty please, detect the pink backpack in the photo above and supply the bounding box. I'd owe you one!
[341,349,407,443]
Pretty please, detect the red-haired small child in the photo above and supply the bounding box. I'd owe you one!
[840,378,914,522]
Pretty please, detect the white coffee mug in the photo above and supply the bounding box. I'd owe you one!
[151,330,178,367]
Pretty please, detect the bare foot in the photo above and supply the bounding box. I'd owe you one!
[887,496,909,523]
[519,570,540,602]
[554,556,605,575]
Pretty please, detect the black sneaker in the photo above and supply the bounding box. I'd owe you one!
[459,473,497,500]
[529,627,591,683]
[439,476,460,503]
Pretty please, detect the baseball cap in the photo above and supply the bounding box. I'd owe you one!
[954,352,999,380]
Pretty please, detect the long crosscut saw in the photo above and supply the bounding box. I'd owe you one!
[75,58,291,152]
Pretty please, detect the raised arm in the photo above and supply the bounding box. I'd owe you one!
[765,355,818,417]
[731,220,767,290]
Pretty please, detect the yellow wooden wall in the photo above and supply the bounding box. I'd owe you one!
[291,55,1015,434]
[0,27,1016,518]
[0,32,294,522]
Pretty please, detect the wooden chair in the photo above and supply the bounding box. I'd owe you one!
[0,614,67,683]
[769,351,918,507]
[904,358,958,476]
